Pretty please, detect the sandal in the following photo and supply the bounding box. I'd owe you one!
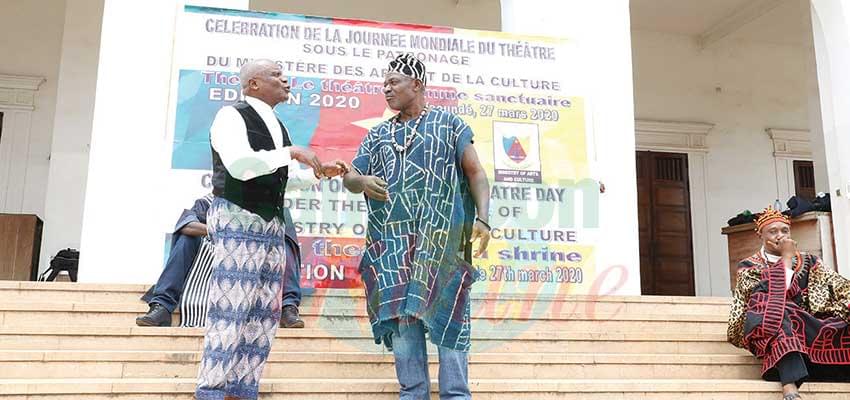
[783,393,802,400]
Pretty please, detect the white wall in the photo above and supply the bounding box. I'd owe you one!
[0,0,66,217]
[250,0,501,31]
[631,25,813,295]
[38,0,104,275]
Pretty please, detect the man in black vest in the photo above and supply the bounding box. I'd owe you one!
[195,59,346,400]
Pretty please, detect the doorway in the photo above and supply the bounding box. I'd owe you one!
[636,151,695,296]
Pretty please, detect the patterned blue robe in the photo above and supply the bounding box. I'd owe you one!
[352,107,477,351]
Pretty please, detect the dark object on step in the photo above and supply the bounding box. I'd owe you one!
[727,210,758,227]
[38,248,79,282]
[812,193,831,212]
[786,195,814,218]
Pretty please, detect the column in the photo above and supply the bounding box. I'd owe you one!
[809,0,850,275]
[40,0,104,276]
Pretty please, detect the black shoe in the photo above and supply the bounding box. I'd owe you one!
[280,304,305,328]
[135,303,172,327]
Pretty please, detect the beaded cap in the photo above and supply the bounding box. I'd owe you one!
[755,205,790,232]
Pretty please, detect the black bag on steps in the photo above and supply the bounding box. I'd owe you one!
[38,248,79,282]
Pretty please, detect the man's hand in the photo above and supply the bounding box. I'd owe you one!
[470,220,491,258]
[321,160,350,178]
[342,169,388,201]
[361,176,389,201]
[179,222,208,238]
[290,146,322,177]
[778,237,798,259]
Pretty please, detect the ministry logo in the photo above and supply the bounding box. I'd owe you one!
[503,135,529,163]
[493,121,542,183]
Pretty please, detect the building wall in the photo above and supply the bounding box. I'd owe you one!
[631,28,813,296]
[250,0,501,31]
[0,0,66,217]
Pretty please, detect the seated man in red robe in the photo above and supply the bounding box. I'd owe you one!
[728,206,850,400]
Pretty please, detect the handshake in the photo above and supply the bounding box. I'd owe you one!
[291,146,350,179]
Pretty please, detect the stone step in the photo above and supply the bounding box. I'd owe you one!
[0,350,762,380]
[0,326,747,355]
[0,302,729,333]
[0,281,733,315]
[1,378,849,399]
[1,282,832,399]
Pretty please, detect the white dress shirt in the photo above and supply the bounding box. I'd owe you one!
[210,96,294,181]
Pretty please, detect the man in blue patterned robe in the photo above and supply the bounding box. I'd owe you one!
[344,53,492,399]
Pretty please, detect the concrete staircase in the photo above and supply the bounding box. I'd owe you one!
[1,281,849,399]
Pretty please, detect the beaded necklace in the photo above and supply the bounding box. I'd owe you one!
[391,104,430,153]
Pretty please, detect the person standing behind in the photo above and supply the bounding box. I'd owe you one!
[343,54,491,399]
[195,58,345,400]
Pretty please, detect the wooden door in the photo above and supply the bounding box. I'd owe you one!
[636,151,695,296]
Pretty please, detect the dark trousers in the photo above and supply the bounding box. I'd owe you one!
[149,233,302,312]
[773,352,809,387]
[282,238,302,307]
[151,233,201,312]
[768,351,850,387]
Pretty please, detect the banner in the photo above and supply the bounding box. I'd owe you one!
[166,6,600,296]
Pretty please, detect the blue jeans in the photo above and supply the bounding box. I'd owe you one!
[150,233,202,312]
[393,318,471,400]
[282,237,301,307]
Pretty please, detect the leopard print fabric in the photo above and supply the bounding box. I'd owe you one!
[727,265,762,348]
[808,259,850,321]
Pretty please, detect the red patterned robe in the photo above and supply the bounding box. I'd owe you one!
[728,252,850,379]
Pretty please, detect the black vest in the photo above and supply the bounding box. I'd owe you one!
[211,101,290,222]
